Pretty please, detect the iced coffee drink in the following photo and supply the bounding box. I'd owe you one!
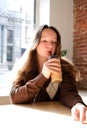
[51,69,62,83]
[49,55,62,83]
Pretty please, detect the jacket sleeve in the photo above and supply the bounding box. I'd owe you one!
[59,71,86,109]
[10,73,47,104]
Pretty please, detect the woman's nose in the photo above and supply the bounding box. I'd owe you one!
[47,41,53,48]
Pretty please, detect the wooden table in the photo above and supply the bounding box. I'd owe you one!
[0,102,87,130]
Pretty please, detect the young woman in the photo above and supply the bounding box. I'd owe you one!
[10,24,87,124]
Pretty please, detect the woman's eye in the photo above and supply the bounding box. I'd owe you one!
[52,41,57,44]
[41,40,57,44]
[42,40,47,43]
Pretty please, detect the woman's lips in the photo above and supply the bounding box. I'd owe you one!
[47,51,52,55]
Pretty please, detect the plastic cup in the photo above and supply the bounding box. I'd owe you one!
[50,56,62,83]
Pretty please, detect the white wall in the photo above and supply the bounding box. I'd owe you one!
[50,0,73,61]
[36,0,73,61]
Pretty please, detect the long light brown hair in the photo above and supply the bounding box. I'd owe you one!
[12,25,61,86]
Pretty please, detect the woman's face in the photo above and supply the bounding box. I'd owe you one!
[36,28,57,59]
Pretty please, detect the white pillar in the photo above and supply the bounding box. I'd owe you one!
[2,25,7,63]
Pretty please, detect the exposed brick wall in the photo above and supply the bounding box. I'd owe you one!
[73,0,87,89]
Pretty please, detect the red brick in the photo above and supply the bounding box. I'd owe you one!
[73,0,87,89]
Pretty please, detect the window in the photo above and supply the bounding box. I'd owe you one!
[7,30,13,43]
[7,30,13,61]
[7,46,13,61]
[0,0,35,97]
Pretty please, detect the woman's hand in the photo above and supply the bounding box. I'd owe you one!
[42,58,61,79]
[71,103,87,124]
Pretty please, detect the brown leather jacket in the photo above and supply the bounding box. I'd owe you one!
[10,59,85,109]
